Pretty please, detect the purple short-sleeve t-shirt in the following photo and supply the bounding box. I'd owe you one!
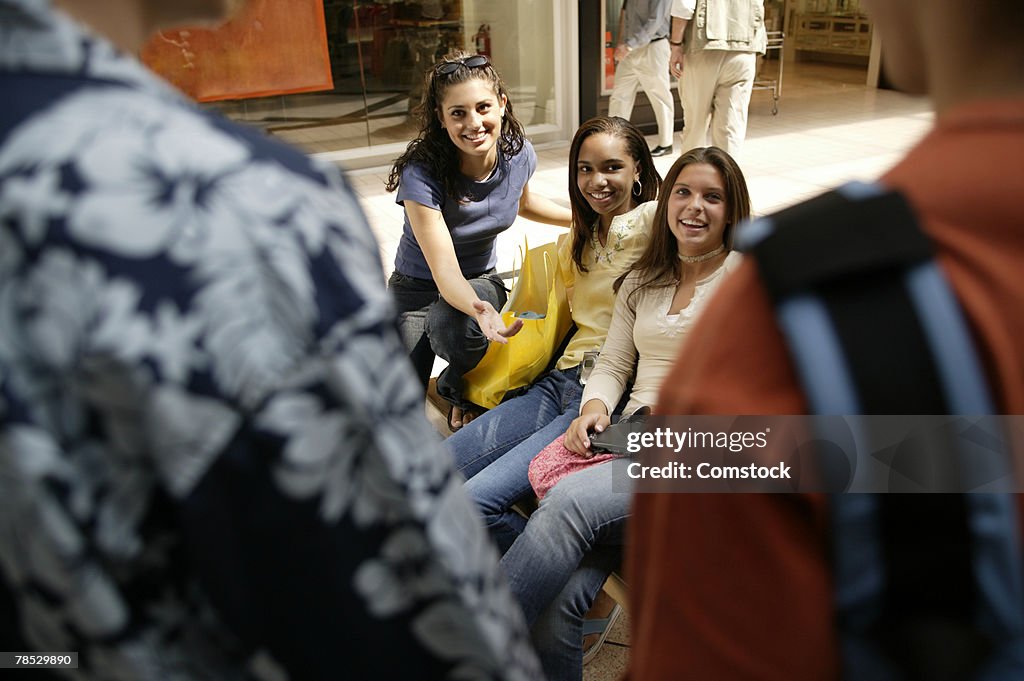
[394,140,537,279]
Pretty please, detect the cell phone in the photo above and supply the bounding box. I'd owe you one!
[578,350,599,385]
[588,410,651,454]
[588,428,625,454]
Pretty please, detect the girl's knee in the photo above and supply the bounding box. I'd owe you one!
[425,302,487,356]
[463,475,506,515]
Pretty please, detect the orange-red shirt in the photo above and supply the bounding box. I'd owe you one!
[626,99,1024,681]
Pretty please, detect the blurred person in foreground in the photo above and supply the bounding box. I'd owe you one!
[0,1,540,679]
[627,0,1024,679]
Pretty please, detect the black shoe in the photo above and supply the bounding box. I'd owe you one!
[650,145,674,157]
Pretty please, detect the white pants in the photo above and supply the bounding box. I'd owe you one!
[678,49,757,156]
[608,39,675,148]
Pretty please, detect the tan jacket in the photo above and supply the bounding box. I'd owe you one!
[686,0,767,54]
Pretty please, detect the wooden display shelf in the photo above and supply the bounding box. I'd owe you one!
[792,12,871,57]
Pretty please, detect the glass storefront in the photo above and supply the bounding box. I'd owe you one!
[602,0,622,96]
[142,0,576,169]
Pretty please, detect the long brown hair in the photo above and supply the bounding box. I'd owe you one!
[385,51,526,201]
[616,146,751,297]
[567,116,661,273]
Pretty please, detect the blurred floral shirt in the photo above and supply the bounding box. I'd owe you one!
[0,1,539,679]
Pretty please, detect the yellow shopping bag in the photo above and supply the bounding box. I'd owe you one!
[463,238,572,409]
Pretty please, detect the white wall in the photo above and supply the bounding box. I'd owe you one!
[461,0,559,127]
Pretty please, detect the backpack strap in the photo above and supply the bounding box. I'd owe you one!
[742,182,1024,680]
[742,182,992,415]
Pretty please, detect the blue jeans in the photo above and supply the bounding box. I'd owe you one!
[388,269,506,408]
[447,367,584,553]
[501,461,631,681]
[532,547,620,681]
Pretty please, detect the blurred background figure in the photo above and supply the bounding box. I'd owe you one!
[608,0,676,157]
[669,0,766,155]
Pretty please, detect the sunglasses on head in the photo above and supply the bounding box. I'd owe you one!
[435,54,490,76]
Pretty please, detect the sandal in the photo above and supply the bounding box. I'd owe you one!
[581,602,622,665]
[426,378,480,432]
[447,404,478,432]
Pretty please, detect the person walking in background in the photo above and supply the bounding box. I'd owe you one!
[386,51,572,432]
[608,0,676,158]
[0,1,541,678]
[629,0,1024,679]
[669,0,766,155]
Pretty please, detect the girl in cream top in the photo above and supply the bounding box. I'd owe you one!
[500,147,755,681]
[561,145,755,454]
[582,250,742,416]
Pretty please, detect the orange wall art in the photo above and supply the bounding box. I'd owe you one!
[141,0,334,102]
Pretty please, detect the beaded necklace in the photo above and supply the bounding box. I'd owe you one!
[677,244,725,264]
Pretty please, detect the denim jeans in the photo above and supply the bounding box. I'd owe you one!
[446,367,585,553]
[501,461,631,681]
[531,547,620,681]
[388,269,506,408]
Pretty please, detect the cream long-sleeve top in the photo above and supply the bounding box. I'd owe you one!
[581,250,742,415]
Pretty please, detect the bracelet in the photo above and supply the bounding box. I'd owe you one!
[669,39,683,46]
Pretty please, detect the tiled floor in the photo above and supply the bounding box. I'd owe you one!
[338,61,935,680]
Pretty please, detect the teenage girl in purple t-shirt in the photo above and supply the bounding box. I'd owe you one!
[386,51,571,432]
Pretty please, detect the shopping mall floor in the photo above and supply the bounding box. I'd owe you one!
[339,61,935,680]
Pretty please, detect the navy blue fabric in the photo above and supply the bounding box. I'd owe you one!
[0,3,543,678]
[394,141,537,279]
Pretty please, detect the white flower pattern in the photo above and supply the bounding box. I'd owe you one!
[590,220,628,265]
[0,1,541,679]
[654,280,715,337]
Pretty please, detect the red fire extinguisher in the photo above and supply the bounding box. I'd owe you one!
[604,31,615,90]
[474,24,491,57]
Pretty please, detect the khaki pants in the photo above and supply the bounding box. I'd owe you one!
[678,49,757,156]
[608,39,675,149]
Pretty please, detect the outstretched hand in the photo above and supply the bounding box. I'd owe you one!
[472,300,523,344]
[564,412,612,457]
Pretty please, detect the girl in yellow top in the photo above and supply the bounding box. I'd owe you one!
[445,116,661,553]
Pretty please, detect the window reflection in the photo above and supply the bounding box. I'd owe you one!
[143,1,559,156]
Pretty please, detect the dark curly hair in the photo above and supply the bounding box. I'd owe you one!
[567,116,661,273]
[385,51,526,202]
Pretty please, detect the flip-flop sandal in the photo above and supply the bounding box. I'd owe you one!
[426,378,480,432]
[426,378,457,429]
[447,404,483,432]
[581,603,622,665]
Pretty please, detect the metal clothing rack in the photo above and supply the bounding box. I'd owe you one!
[753,30,785,114]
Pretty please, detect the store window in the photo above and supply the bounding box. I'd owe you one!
[141,0,570,167]
[601,0,621,94]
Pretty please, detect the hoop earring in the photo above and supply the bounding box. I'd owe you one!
[632,179,642,197]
